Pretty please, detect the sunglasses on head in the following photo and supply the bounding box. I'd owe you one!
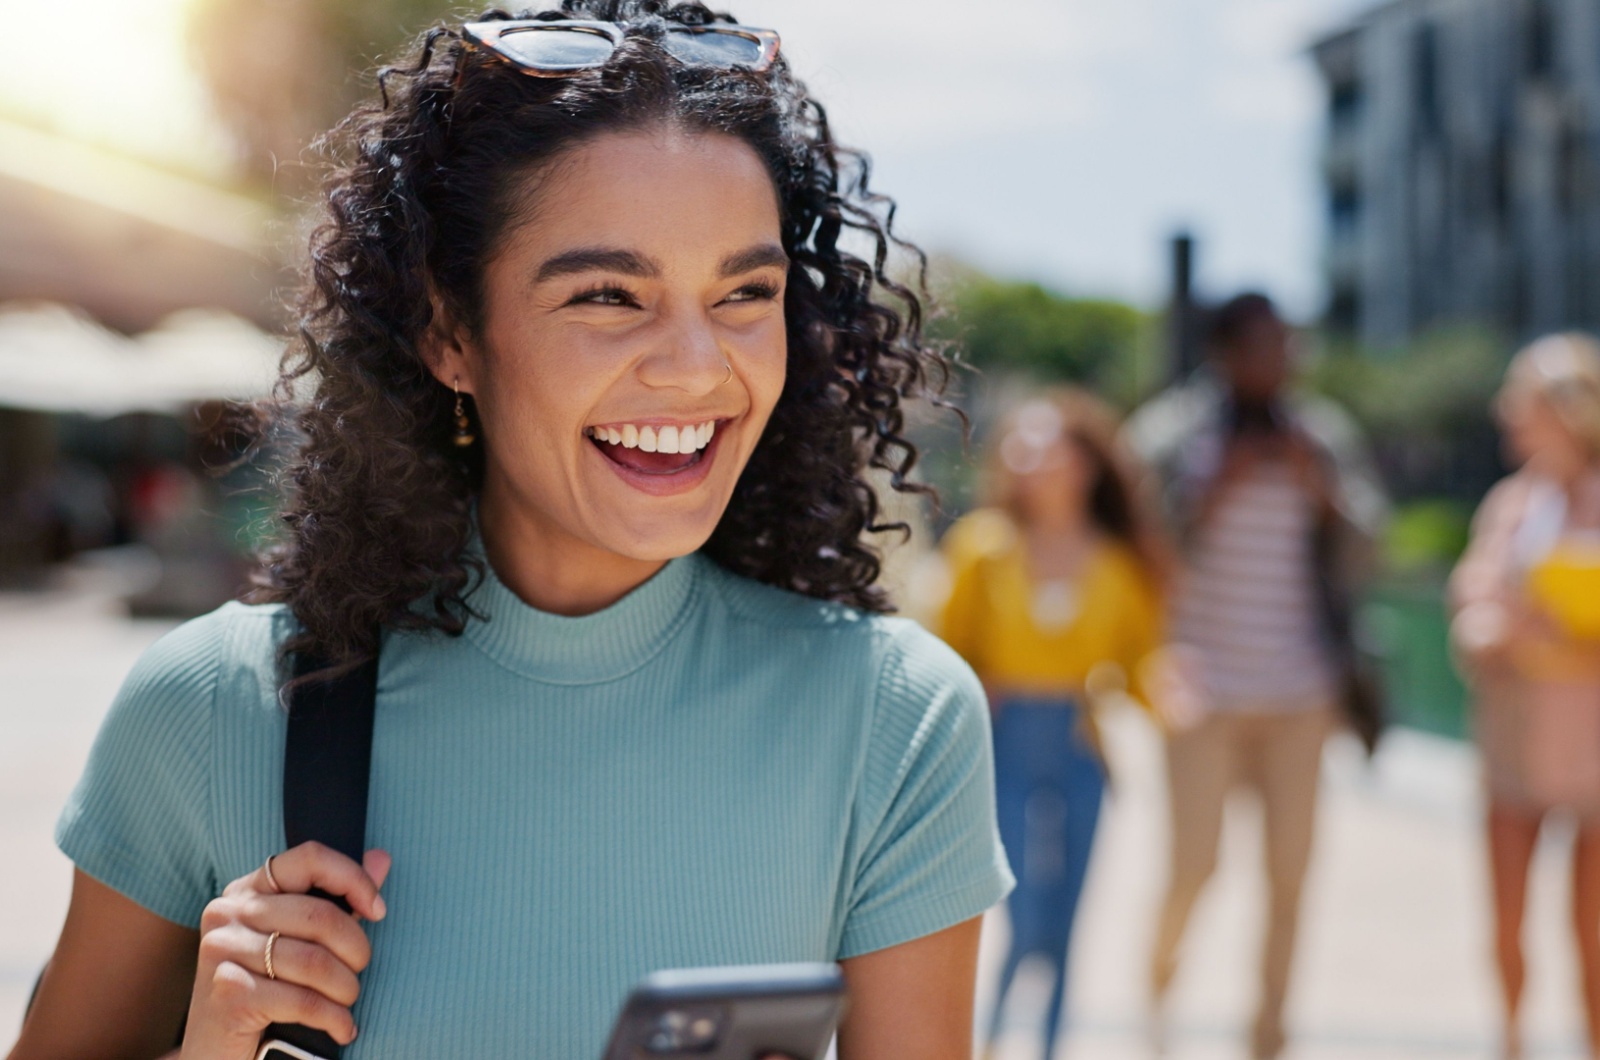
[461,19,780,77]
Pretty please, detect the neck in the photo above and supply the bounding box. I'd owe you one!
[478,486,667,617]
[1532,452,1594,490]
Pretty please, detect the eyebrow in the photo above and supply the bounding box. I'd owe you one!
[533,243,790,284]
[718,243,790,277]
[535,248,662,283]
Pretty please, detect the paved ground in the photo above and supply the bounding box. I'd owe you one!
[1,586,1594,1057]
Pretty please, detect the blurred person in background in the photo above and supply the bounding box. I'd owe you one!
[10,4,1015,1058]
[1125,293,1387,1059]
[939,389,1167,1060]
[1451,334,1600,1060]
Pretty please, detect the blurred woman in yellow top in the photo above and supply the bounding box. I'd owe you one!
[939,389,1166,1059]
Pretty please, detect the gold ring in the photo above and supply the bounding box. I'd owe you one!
[264,930,280,981]
[721,362,733,386]
[263,855,282,894]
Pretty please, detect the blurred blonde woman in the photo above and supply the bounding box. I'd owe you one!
[1452,334,1600,1059]
[938,389,1166,1058]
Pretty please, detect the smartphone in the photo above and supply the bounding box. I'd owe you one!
[601,962,846,1060]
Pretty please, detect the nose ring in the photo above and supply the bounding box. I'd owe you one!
[721,362,733,387]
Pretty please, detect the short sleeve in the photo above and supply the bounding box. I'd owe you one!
[55,612,225,928]
[839,626,1014,959]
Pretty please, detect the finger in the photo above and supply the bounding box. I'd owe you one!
[364,848,393,891]
[263,933,363,1007]
[265,842,387,921]
[350,849,393,923]
[238,893,375,975]
[203,921,363,1002]
[211,960,358,1046]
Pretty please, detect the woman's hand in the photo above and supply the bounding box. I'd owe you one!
[180,843,391,1059]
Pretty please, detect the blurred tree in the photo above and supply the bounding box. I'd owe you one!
[1307,325,1508,502]
[189,0,454,192]
[928,271,1147,387]
[908,262,1153,525]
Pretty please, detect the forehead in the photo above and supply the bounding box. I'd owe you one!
[504,126,782,267]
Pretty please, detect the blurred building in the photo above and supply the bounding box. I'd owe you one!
[0,117,285,604]
[1314,0,1600,349]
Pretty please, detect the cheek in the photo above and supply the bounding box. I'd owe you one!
[481,330,614,441]
[741,325,789,422]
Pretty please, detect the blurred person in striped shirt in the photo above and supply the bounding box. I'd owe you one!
[1124,293,1388,1059]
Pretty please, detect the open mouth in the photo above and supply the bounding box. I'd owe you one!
[585,420,721,476]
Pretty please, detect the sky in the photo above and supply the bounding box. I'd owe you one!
[0,0,1387,318]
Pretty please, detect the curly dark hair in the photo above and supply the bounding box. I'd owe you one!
[254,0,951,671]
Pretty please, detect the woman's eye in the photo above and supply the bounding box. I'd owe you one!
[721,281,781,305]
[568,286,639,308]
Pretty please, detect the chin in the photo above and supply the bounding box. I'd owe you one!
[593,517,722,563]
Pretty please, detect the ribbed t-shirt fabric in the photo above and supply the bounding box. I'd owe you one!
[56,552,1013,1059]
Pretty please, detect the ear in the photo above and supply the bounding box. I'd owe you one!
[419,291,480,395]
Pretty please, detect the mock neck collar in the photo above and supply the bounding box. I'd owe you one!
[464,551,703,685]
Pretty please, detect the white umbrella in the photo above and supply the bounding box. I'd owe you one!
[0,302,284,416]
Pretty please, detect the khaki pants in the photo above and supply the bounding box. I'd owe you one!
[1150,705,1334,1059]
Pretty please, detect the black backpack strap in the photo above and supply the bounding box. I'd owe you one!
[261,647,380,1060]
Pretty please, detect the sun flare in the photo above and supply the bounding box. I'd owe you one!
[0,0,230,173]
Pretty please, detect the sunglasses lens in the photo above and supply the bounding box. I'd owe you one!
[495,26,617,69]
[664,29,765,67]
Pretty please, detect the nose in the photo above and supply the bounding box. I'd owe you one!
[635,304,729,395]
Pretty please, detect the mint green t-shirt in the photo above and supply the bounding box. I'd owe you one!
[57,552,1013,1058]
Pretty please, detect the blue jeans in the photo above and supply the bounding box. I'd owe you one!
[988,698,1105,1055]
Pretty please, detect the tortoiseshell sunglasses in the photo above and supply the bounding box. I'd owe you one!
[461,19,780,76]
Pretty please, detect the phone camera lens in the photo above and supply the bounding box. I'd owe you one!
[643,1007,723,1054]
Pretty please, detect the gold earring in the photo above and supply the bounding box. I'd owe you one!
[453,378,475,448]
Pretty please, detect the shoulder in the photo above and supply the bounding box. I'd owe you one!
[697,559,984,702]
[1475,473,1536,530]
[125,601,286,698]
[940,508,1018,566]
[1291,393,1368,450]
[869,618,987,730]
[1125,379,1221,459]
[697,557,881,635]
[111,601,289,732]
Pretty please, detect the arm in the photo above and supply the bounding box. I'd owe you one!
[9,871,196,1060]
[1295,402,1389,580]
[834,628,1010,1058]
[1118,562,1167,712]
[11,845,390,1060]
[836,917,984,1060]
[1448,479,1524,671]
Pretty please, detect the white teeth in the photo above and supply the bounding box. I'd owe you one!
[587,420,719,452]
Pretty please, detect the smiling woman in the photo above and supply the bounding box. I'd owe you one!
[10,3,1012,1060]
